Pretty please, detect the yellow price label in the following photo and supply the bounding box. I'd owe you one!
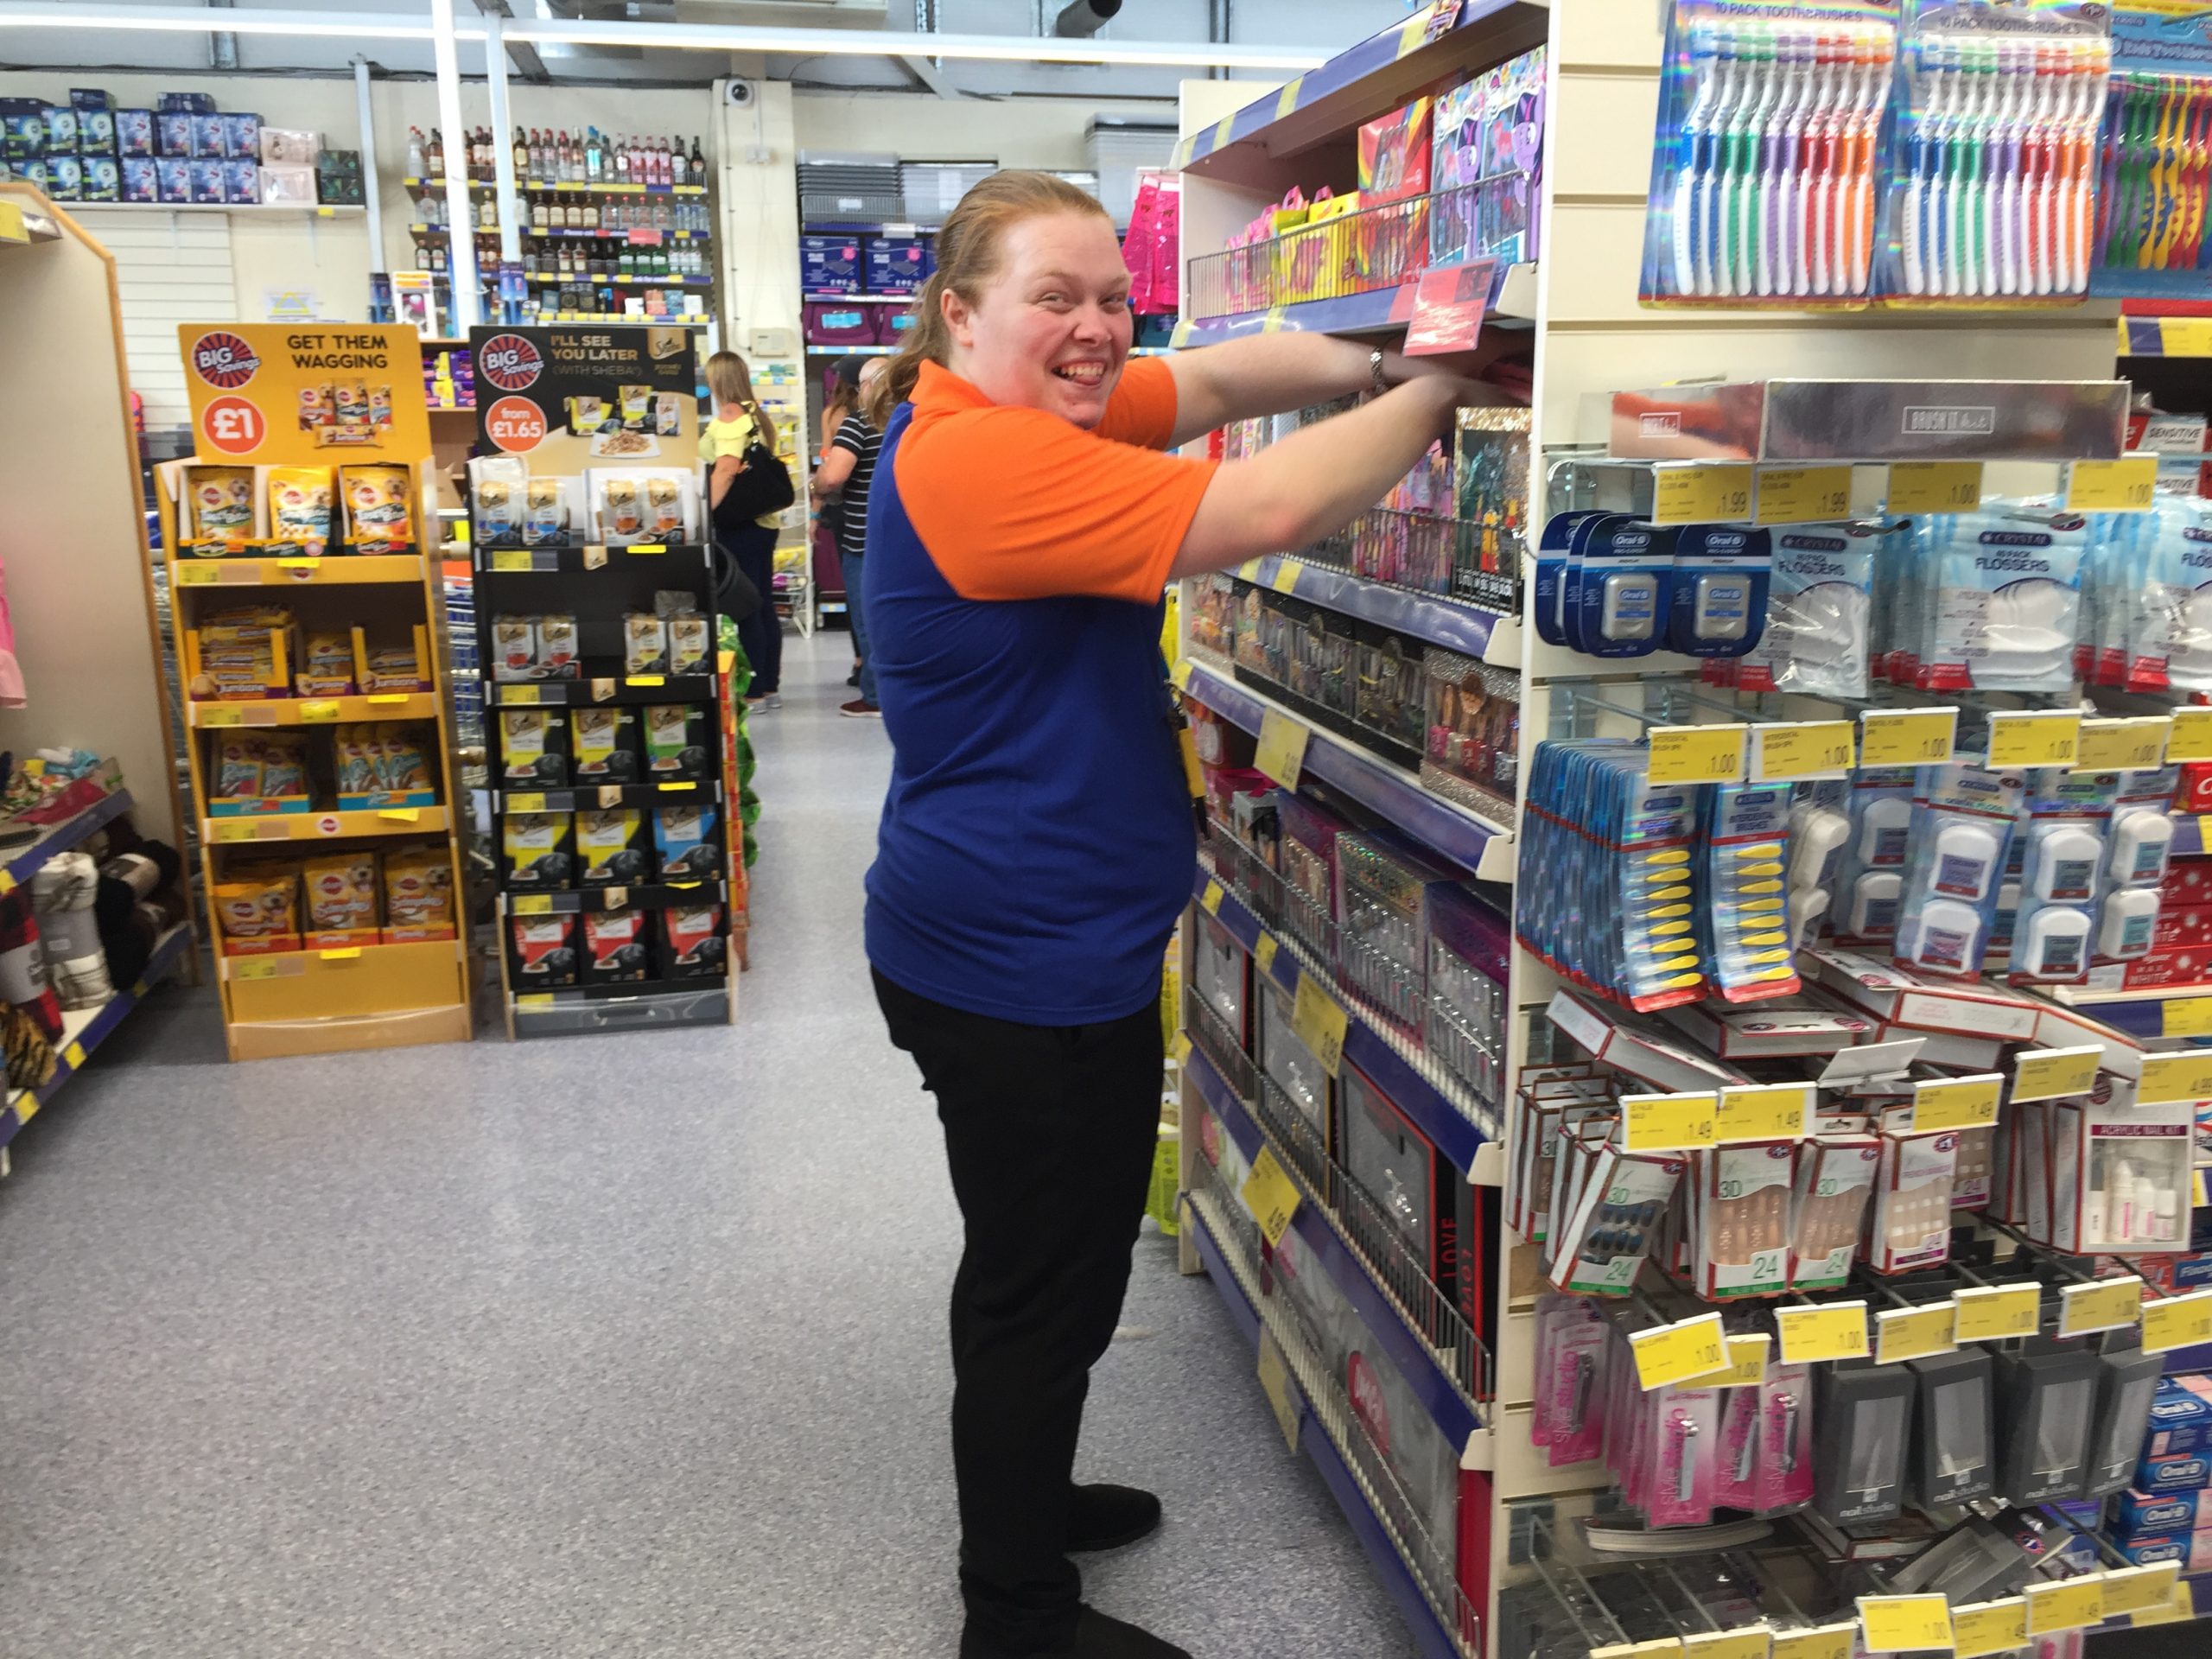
[60,1040,86,1070]
[1168,1032,1192,1065]
[2025,1576,2105,1636]
[1651,462,1754,525]
[1860,708,1956,767]
[13,1093,36,1124]
[512,893,553,916]
[1955,1282,2042,1342]
[274,556,321,570]
[176,563,221,585]
[1987,709,2082,769]
[1876,1301,1959,1364]
[1290,972,1348,1076]
[507,792,546,815]
[365,693,410,705]
[298,699,341,723]
[319,946,362,961]
[2163,997,2212,1039]
[229,956,289,980]
[1620,1090,1719,1153]
[2058,1276,2144,1338]
[1255,934,1279,977]
[2142,1288,2212,1353]
[1717,1083,1813,1142]
[2101,1565,2180,1619]
[516,992,555,1009]
[1271,557,1304,595]
[1170,658,1193,691]
[503,685,541,705]
[1950,1599,2027,1659]
[1200,880,1224,916]
[1592,1640,1686,1659]
[1756,465,1853,525]
[2076,716,2171,771]
[2068,455,2158,512]
[1776,1301,1870,1364]
[1255,708,1310,791]
[1856,1596,1954,1654]
[1750,721,1854,782]
[1647,723,1746,785]
[197,704,245,728]
[1241,1145,1301,1246]
[626,543,666,556]
[209,820,258,842]
[1912,1074,2003,1131]
[491,549,534,571]
[1682,1333,1772,1389]
[1770,1626,1855,1659]
[2011,1046,2101,1103]
[626,674,666,688]
[1628,1313,1726,1391]
[2171,706,2212,763]
[1682,1631,1770,1659]
[378,808,423,823]
[2139,1047,2212,1101]
[1887,461,1985,514]
[2133,1580,2195,1627]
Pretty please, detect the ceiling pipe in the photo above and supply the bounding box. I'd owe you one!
[1052,1,1121,39]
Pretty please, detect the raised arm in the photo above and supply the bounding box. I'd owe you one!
[1163,331,1503,448]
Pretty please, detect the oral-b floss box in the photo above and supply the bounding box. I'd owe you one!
[1668,524,1770,658]
[1569,518,1674,658]
[1534,510,1607,649]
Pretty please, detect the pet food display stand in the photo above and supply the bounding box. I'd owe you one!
[156,322,471,1061]
[0,184,197,1156]
[1165,9,2192,1659]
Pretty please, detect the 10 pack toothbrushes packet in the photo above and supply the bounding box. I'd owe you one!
[1642,0,1900,308]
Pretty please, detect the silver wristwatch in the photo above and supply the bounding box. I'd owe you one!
[1369,347,1389,397]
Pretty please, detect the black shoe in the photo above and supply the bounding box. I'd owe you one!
[960,1605,1192,1658]
[847,666,861,686]
[1067,1484,1161,1552]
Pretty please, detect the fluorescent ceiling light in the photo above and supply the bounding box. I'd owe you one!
[0,3,435,37]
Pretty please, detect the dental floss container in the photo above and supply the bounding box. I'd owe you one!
[2020,906,2092,979]
[1788,887,1832,951]
[1847,870,1903,936]
[1909,899,1982,972]
[2098,888,2159,961]
[1858,796,1912,865]
[2029,823,2101,903]
[1789,806,1851,892]
[2110,811,2175,886]
[1929,821,2002,900]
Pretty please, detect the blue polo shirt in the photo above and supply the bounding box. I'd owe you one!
[862,359,1219,1025]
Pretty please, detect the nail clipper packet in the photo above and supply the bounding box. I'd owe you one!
[1531,1294,1609,1467]
[1891,763,2026,980]
[1699,782,1802,1002]
[1668,524,1770,658]
[1639,1,1897,308]
[1568,519,1676,659]
[1911,509,2089,695]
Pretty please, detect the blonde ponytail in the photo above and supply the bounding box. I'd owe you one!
[861,168,1114,430]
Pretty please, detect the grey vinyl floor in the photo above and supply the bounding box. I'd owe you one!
[0,629,1417,1659]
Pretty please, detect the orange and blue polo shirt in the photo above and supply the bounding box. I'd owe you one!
[863,358,1220,1024]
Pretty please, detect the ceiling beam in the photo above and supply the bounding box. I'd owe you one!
[474,0,549,80]
[897,54,963,100]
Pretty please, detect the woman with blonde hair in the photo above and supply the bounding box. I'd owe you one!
[863,169,1496,1659]
[702,349,785,707]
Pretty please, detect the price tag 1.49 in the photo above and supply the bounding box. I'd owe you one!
[1716,1083,1813,1142]
[1949,1599,2027,1659]
[1619,1090,1719,1153]
[2024,1575,2106,1637]
[1911,1073,2003,1131]
[2011,1045,2101,1103]
[2137,1048,2212,1104]
[1769,1626,1854,1659]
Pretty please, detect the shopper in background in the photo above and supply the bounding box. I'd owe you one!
[861,169,1494,1659]
[817,355,869,689]
[702,350,784,709]
[814,357,886,718]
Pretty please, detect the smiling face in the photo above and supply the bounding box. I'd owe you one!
[941,210,1132,430]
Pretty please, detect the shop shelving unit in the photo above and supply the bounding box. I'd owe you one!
[0,184,197,1155]
[156,323,471,1062]
[1167,7,2188,1658]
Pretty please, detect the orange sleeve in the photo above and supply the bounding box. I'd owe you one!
[899,403,1219,605]
[1094,355,1181,450]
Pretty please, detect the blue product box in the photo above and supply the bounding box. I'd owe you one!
[223,113,260,161]
[223,158,259,205]
[2112,1530,2212,1572]
[2,103,46,162]
[117,109,154,157]
[15,159,46,194]
[2118,1486,2207,1535]
[2148,1375,2212,1457]
[156,111,192,157]
[159,92,216,114]
[44,156,83,201]
[188,158,226,205]
[82,156,119,203]
[2137,1449,2212,1495]
[70,88,113,112]
[798,234,862,295]
[866,236,928,294]
[121,157,158,202]
[653,804,719,881]
[155,156,191,203]
[42,106,78,155]
[189,114,226,160]
[78,109,115,156]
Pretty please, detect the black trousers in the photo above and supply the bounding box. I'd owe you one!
[726,522,781,696]
[873,969,1164,1653]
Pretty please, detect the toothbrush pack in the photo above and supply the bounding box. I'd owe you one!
[1641,0,1898,307]
[1877,1,2113,306]
[1891,761,2026,980]
[2095,9,2212,298]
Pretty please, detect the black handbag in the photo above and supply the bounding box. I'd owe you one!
[715,410,797,524]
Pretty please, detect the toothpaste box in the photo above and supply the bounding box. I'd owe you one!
[2118,1486,2210,1536]
[121,157,157,203]
[2137,1449,2212,1495]
[155,156,191,203]
[2112,1529,2212,1572]
[2146,1375,2212,1459]
[188,157,226,205]
[188,112,226,159]
[116,108,153,157]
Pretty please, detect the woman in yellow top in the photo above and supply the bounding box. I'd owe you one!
[703,350,784,708]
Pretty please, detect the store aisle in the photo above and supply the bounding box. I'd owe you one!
[0,631,1416,1659]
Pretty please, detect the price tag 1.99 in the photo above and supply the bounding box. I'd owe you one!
[1652,463,1754,525]
[1647,724,1746,785]
[1749,721,1854,782]
[1859,708,1956,767]
[1756,465,1853,525]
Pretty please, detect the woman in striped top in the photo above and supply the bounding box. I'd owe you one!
[813,356,886,717]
